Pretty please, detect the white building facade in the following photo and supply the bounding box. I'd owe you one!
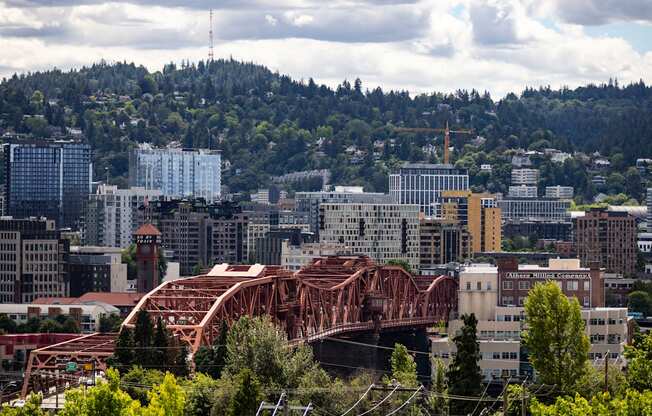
[508,185,537,198]
[511,168,539,185]
[545,186,574,199]
[319,203,420,271]
[83,185,163,249]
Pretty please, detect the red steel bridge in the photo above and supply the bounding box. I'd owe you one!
[21,256,457,397]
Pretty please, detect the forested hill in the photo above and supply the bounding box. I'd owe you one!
[1,59,651,202]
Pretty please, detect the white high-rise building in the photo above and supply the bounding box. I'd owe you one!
[511,168,539,185]
[318,202,420,271]
[389,163,469,216]
[83,185,162,248]
[129,144,221,202]
[508,185,537,198]
[545,186,574,199]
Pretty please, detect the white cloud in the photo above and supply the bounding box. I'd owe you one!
[0,0,651,98]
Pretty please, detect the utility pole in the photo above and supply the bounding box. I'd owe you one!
[604,350,610,393]
[521,386,526,416]
[502,374,509,415]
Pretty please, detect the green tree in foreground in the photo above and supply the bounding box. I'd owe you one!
[59,368,140,416]
[624,330,652,391]
[530,390,652,415]
[523,281,590,394]
[142,373,185,416]
[427,357,449,416]
[0,394,46,416]
[227,369,262,416]
[447,313,482,416]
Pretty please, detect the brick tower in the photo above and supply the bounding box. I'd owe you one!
[134,223,162,293]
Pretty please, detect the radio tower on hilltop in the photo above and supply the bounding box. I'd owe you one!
[208,9,214,61]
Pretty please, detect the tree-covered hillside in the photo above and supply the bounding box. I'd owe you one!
[1,60,651,202]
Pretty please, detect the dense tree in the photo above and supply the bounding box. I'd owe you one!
[193,320,228,379]
[427,357,449,416]
[227,369,262,416]
[447,313,482,415]
[624,331,652,391]
[523,281,590,394]
[99,314,123,333]
[142,373,185,416]
[2,61,649,196]
[628,291,652,316]
[59,368,141,416]
[530,390,652,415]
[133,310,154,367]
[224,316,317,389]
[110,327,135,369]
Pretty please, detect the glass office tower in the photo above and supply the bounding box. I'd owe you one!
[4,141,92,229]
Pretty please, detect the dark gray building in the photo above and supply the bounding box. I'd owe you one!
[253,228,314,266]
[4,140,92,229]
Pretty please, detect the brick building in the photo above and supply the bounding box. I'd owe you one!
[573,208,637,276]
[496,257,604,308]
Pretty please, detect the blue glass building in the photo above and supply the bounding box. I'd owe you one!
[4,140,92,229]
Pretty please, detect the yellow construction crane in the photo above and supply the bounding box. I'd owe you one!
[389,121,474,164]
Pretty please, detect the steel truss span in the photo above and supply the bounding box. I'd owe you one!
[22,256,457,397]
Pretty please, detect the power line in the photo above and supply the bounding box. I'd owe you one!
[382,385,423,416]
[339,383,374,416]
[356,383,400,416]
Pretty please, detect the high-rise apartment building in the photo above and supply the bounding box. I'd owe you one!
[210,202,249,265]
[419,218,471,269]
[0,217,69,303]
[83,185,163,249]
[296,187,391,239]
[389,163,469,216]
[129,144,221,202]
[440,191,502,253]
[4,141,92,229]
[140,200,211,276]
[574,208,637,276]
[318,203,420,271]
[511,168,539,185]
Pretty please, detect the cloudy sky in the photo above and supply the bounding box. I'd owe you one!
[1,0,651,97]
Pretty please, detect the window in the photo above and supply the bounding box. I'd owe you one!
[466,282,471,291]
[493,352,500,359]
[477,281,482,291]
[502,296,514,305]
[583,296,590,307]
[518,281,530,290]
[487,282,492,290]
[567,281,579,291]
[503,281,513,290]
[584,281,590,291]
[518,297,526,306]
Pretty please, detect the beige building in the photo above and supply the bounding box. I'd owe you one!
[440,191,502,253]
[319,203,420,271]
[0,217,69,303]
[432,262,629,381]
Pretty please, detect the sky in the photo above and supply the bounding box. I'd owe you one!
[0,0,651,97]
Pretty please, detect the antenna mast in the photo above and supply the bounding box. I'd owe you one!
[208,9,214,61]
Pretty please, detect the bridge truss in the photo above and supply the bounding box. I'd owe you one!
[22,256,457,397]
